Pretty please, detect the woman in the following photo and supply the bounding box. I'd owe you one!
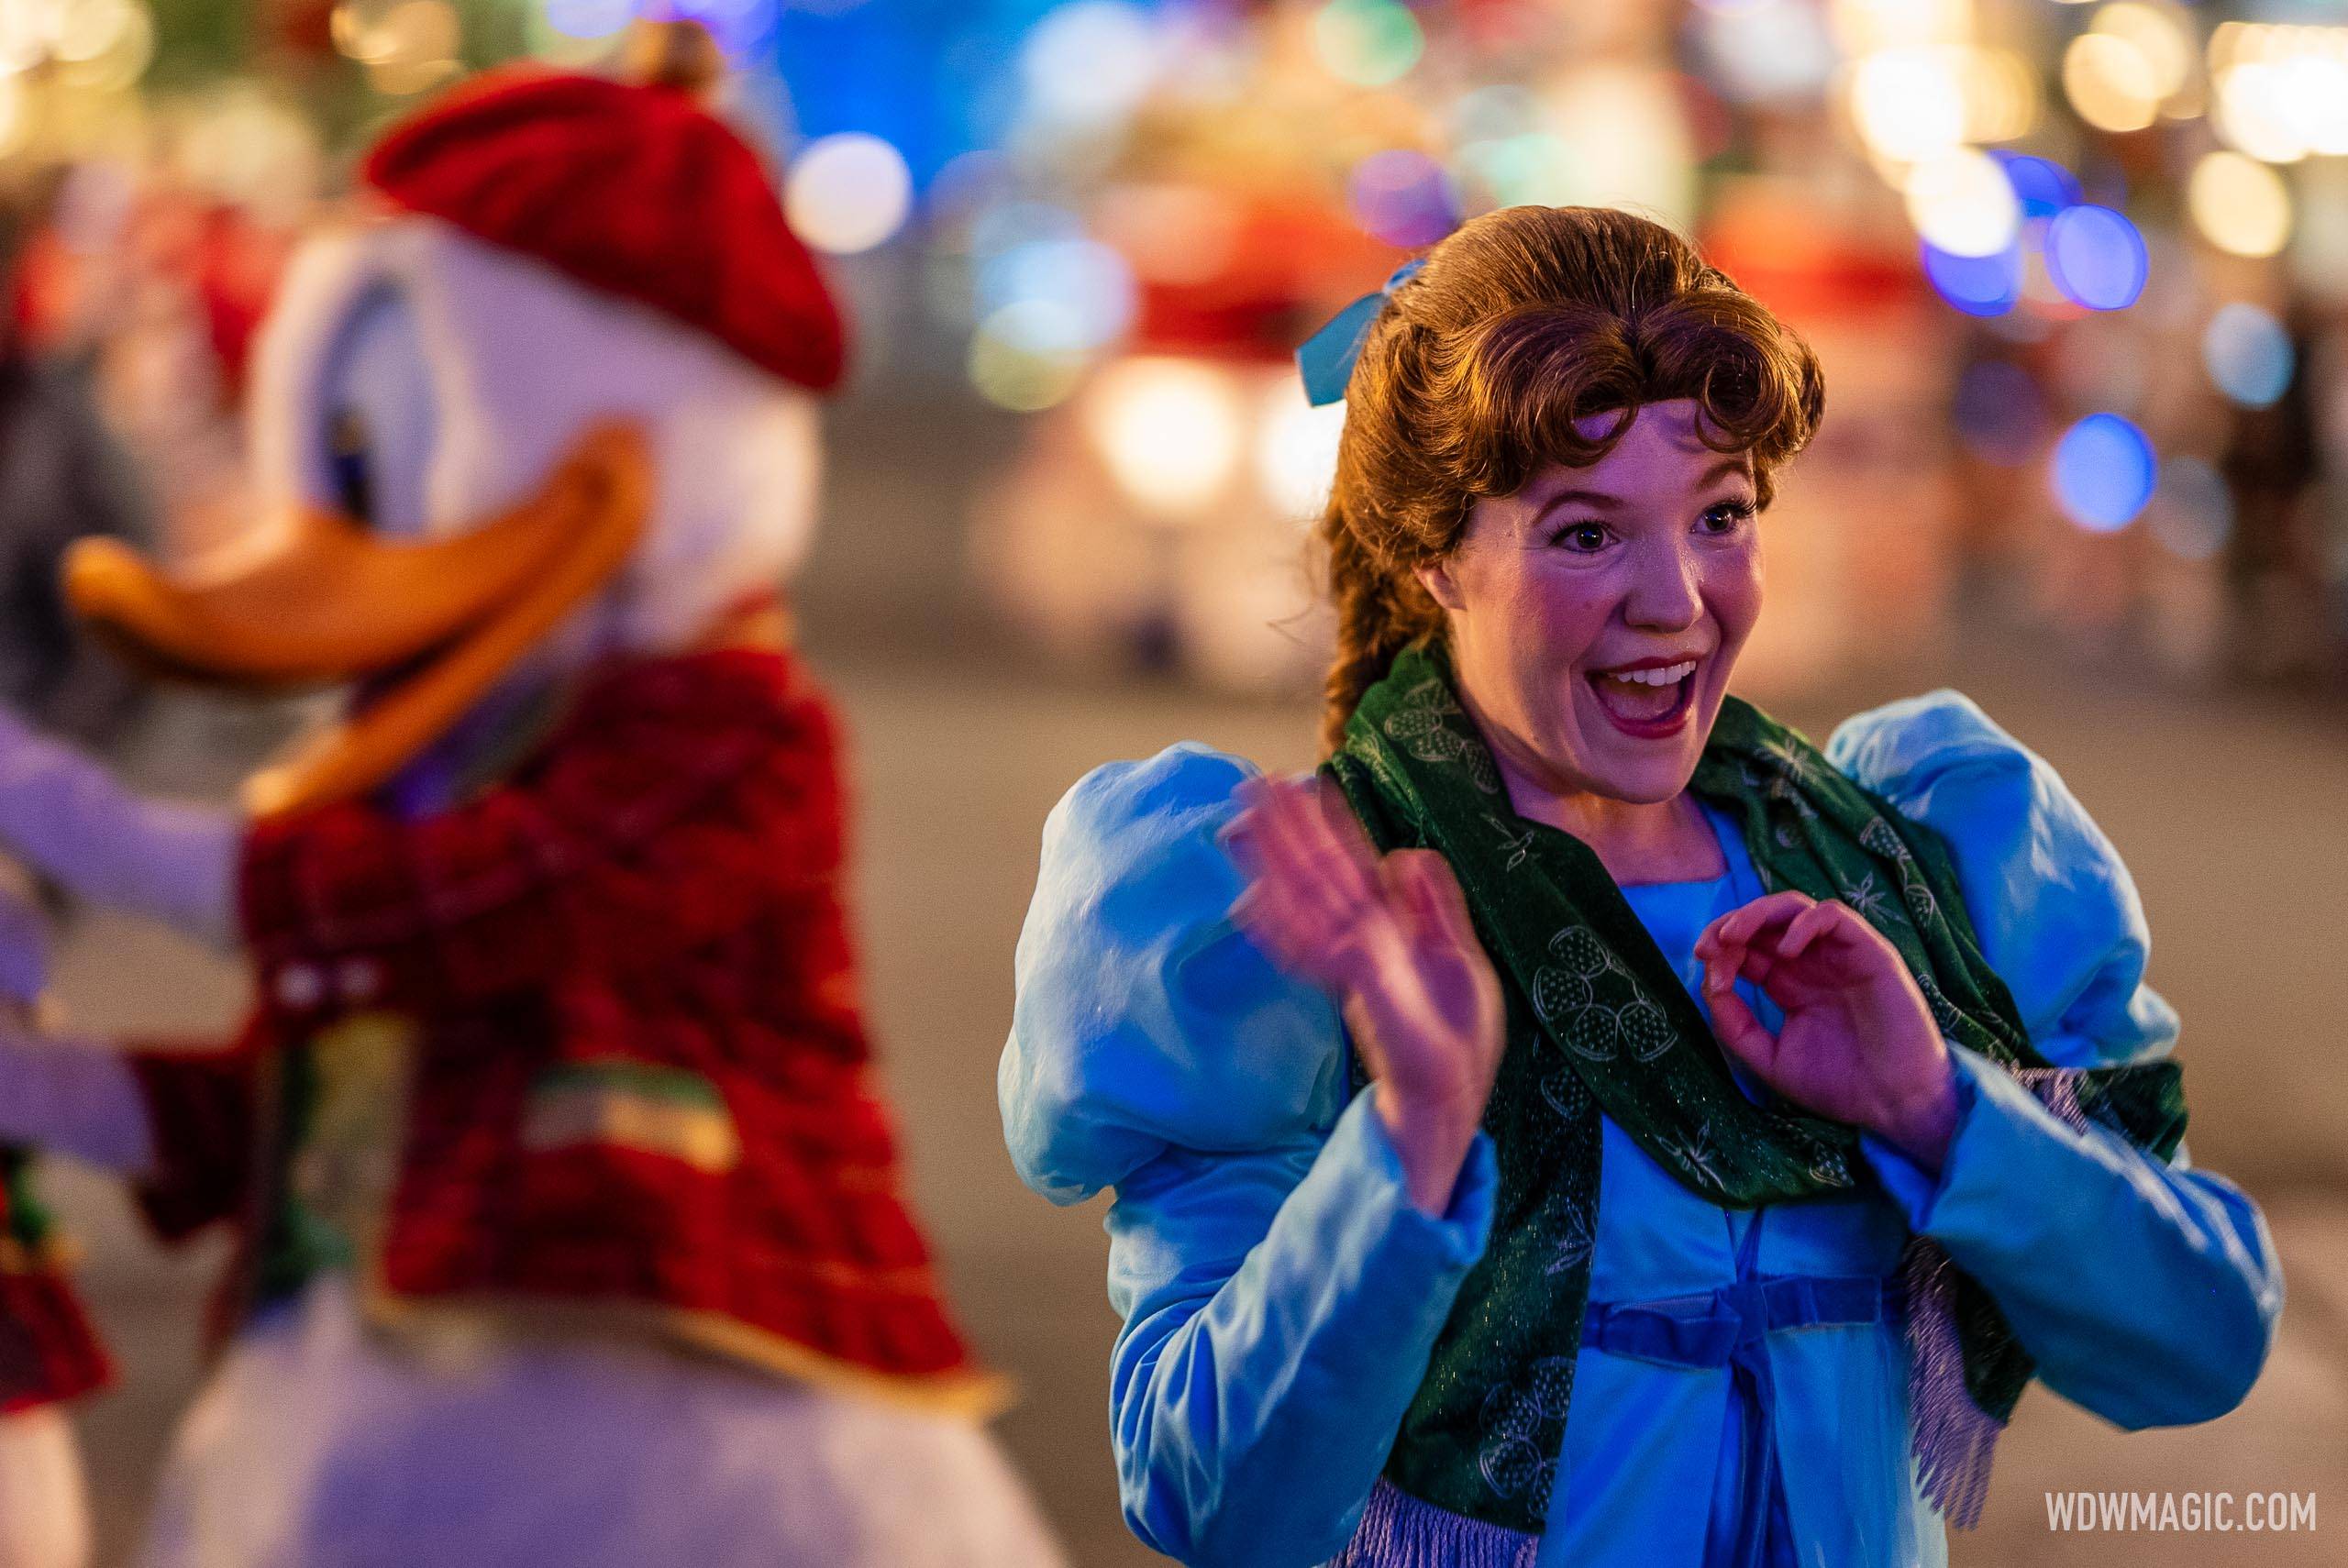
[999,206,2281,1568]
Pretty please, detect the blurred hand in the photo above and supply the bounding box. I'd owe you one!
[1224,775,1504,1215]
[1694,890,1959,1173]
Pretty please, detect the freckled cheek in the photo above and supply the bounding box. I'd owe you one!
[1700,551,1766,658]
[1503,576,1618,727]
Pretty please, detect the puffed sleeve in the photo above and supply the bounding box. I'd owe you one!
[1825,688,2176,1069]
[1001,744,1498,1567]
[1827,690,2283,1428]
[1000,742,1350,1202]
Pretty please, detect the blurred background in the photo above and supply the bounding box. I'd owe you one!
[1,0,2344,1562]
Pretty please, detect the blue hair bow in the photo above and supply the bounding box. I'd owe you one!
[1295,257,1425,407]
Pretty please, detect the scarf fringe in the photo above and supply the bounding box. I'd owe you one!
[1332,1478,1541,1568]
[1900,1066,2095,1530]
[1900,1237,2001,1529]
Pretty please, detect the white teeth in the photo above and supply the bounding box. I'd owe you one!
[1602,659,1697,687]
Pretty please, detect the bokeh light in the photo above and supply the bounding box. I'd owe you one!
[2277,54,2348,158]
[1995,152,2081,219]
[1447,84,1543,145]
[1084,358,1245,516]
[1903,147,2020,258]
[1349,149,1458,248]
[786,132,914,255]
[539,0,634,39]
[1922,238,2021,315]
[1018,2,1159,127]
[2200,303,2295,410]
[976,237,1135,352]
[1696,0,1837,105]
[1954,359,2045,466]
[2063,31,2159,133]
[2187,150,2293,259]
[1459,133,1576,207]
[2051,413,2156,532]
[969,302,1089,413]
[2213,63,2309,165]
[2045,204,2147,311]
[1960,47,2041,143]
[1312,0,1423,90]
[2150,456,2233,562]
[1255,382,1349,520]
[1850,47,1967,163]
[2088,4,2192,101]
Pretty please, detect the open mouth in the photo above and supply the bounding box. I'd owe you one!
[1586,657,1700,739]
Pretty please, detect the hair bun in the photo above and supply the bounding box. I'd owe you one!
[619,18,725,99]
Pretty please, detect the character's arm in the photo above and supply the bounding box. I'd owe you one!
[0,706,238,948]
[0,883,154,1176]
[1829,692,2282,1428]
[239,668,837,1013]
[0,1026,153,1176]
[1002,745,1495,1567]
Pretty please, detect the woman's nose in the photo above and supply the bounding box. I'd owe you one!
[1623,538,1703,630]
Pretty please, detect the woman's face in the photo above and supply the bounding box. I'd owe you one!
[1416,398,1764,808]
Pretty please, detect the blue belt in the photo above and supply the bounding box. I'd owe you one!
[1578,1211,1899,1568]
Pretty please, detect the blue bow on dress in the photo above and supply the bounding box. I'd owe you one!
[1294,257,1425,407]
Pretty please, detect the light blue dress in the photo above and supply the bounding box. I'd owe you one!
[999,691,2282,1568]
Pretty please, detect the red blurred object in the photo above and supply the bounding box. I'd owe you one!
[1117,192,1404,362]
[1699,187,1925,327]
[130,648,1000,1404]
[191,204,294,396]
[364,65,848,392]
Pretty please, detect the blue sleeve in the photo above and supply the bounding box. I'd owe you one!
[1824,688,2176,1067]
[1001,744,1497,1565]
[1830,692,2283,1428]
[1001,743,1351,1203]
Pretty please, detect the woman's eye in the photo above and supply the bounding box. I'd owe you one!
[1553,522,1611,553]
[1698,500,1755,535]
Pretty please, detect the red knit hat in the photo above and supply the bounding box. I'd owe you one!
[361,41,847,393]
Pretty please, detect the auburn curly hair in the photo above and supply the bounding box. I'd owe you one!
[1317,205,1825,753]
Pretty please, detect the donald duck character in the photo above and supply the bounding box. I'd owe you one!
[0,28,1066,1568]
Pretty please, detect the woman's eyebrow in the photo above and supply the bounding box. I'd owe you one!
[1529,458,1754,514]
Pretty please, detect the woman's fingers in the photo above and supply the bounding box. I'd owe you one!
[1306,774,1387,880]
[1703,890,1814,955]
[1386,849,1478,953]
[1775,899,1853,962]
[1239,775,1378,919]
[1703,963,1780,1077]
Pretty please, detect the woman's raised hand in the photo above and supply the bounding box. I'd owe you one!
[1694,890,1960,1173]
[1224,774,1504,1215]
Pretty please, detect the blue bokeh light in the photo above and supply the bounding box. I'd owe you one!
[2044,205,2148,312]
[1923,239,2021,316]
[1995,153,2082,220]
[2201,303,2295,409]
[976,237,1135,349]
[2051,414,2156,533]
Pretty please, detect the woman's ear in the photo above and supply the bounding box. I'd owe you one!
[1415,558,1466,613]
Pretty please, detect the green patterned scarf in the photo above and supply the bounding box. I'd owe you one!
[1320,645,2187,1551]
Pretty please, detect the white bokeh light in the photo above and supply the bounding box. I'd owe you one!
[786,133,914,257]
[1084,358,1246,518]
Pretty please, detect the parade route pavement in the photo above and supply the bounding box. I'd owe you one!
[39,634,2348,1567]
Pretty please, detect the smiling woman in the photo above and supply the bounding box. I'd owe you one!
[1001,204,2281,1568]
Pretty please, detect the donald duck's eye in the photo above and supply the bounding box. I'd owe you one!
[328,409,376,525]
